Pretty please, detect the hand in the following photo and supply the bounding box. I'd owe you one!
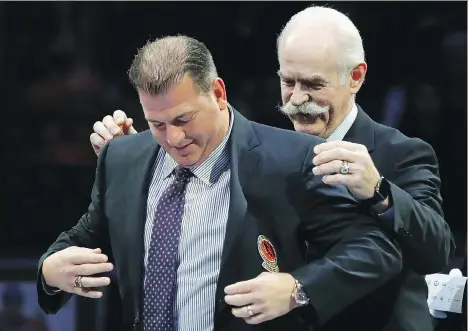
[224,272,296,324]
[312,141,380,200]
[90,110,138,156]
[42,247,114,299]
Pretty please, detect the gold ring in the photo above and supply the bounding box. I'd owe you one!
[74,276,83,288]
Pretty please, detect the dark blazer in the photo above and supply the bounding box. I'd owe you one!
[37,110,402,331]
[320,107,455,331]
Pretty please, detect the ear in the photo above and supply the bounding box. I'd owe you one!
[350,62,367,94]
[212,78,228,110]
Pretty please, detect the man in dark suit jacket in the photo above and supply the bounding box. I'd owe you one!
[276,6,455,331]
[309,107,455,331]
[38,35,403,331]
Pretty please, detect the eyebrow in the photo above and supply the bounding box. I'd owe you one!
[277,70,329,85]
[146,110,196,124]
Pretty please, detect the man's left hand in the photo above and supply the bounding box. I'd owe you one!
[224,272,296,324]
[312,141,380,200]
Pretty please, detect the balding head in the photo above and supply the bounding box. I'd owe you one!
[128,35,218,96]
[276,6,367,138]
[277,6,365,82]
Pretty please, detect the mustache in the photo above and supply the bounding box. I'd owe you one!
[277,101,330,117]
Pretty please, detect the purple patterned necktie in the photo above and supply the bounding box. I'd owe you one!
[143,166,193,331]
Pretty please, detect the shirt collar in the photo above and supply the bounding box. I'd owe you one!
[162,107,234,185]
[326,104,358,142]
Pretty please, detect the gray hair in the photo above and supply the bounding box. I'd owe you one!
[128,35,218,95]
[277,6,365,85]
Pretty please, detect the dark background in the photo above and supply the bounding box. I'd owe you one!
[1,2,466,330]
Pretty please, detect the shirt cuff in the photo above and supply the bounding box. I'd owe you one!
[377,206,395,224]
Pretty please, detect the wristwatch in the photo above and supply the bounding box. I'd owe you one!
[363,176,390,206]
[291,279,309,307]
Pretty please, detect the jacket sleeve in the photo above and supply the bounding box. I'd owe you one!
[376,138,455,274]
[290,145,403,326]
[37,142,112,314]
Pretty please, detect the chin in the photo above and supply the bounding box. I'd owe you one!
[292,120,329,137]
[172,155,197,167]
[173,150,206,167]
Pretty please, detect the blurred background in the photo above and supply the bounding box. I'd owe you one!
[1,1,467,330]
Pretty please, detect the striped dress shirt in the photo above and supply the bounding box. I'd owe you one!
[143,110,234,331]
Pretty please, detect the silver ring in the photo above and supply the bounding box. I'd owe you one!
[339,161,350,175]
[74,276,83,288]
[246,305,254,317]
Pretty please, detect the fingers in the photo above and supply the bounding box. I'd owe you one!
[322,174,352,186]
[90,133,106,154]
[225,293,255,307]
[231,305,268,324]
[225,280,254,295]
[124,118,138,135]
[74,287,104,299]
[77,276,111,288]
[313,147,357,166]
[113,109,128,122]
[231,305,259,318]
[124,118,133,128]
[313,160,350,176]
[314,141,365,154]
[69,252,109,265]
[245,313,269,325]
[102,115,123,137]
[74,262,114,276]
[113,110,137,135]
[93,121,114,141]
[68,246,101,253]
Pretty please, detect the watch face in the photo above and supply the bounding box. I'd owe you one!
[295,291,309,305]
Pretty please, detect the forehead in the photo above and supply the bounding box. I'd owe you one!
[278,30,338,79]
[139,75,201,116]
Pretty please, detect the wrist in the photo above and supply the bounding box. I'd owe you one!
[372,197,390,214]
[42,255,56,288]
[362,176,390,207]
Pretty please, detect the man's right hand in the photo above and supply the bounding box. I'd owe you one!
[90,110,138,156]
[42,247,114,299]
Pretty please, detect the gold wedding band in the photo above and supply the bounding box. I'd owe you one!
[74,276,83,288]
[339,161,350,175]
[247,305,254,317]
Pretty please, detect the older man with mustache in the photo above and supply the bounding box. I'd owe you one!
[89,6,453,331]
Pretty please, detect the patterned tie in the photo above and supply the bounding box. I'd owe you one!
[143,166,193,331]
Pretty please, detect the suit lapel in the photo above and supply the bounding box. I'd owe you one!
[215,110,260,313]
[343,106,375,152]
[125,133,159,319]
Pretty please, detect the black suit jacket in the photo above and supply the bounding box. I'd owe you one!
[37,110,402,331]
[320,107,455,331]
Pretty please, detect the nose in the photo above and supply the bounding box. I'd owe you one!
[166,125,186,147]
[290,86,309,106]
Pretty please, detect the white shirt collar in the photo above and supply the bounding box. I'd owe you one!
[326,104,358,142]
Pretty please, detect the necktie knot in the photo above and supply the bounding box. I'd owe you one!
[174,167,193,182]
